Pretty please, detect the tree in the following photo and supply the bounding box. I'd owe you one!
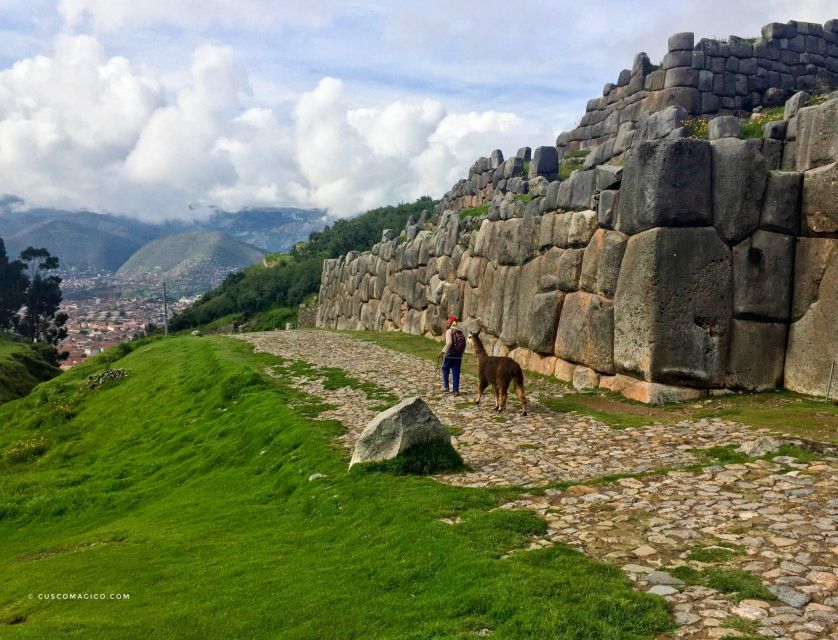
[15,247,68,346]
[0,237,28,330]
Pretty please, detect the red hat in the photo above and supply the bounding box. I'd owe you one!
[447,316,457,324]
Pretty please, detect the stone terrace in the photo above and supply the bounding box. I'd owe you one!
[238,330,838,640]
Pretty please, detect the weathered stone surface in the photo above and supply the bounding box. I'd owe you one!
[785,242,838,395]
[527,291,564,354]
[760,171,802,234]
[555,249,584,292]
[712,138,769,244]
[597,190,619,229]
[555,292,615,374]
[604,374,704,403]
[349,397,451,467]
[795,98,838,170]
[595,165,622,191]
[733,230,795,321]
[791,237,837,321]
[739,436,781,457]
[802,161,838,234]
[572,366,600,390]
[616,139,712,235]
[568,210,598,247]
[725,320,787,391]
[668,31,695,51]
[708,115,741,140]
[530,145,559,178]
[614,228,732,386]
[580,229,628,298]
[556,170,596,210]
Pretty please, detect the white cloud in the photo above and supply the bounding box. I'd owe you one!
[0,35,538,220]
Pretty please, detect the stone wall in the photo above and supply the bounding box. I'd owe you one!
[558,19,838,156]
[317,91,838,402]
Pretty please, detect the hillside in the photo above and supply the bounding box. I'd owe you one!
[0,209,162,273]
[117,231,263,284]
[189,207,327,252]
[0,335,673,638]
[0,338,60,404]
[171,197,435,330]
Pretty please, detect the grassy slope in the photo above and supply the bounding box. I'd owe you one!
[349,331,838,442]
[117,231,263,276]
[0,339,60,404]
[0,336,672,639]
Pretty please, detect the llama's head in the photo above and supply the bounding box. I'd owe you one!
[467,330,484,352]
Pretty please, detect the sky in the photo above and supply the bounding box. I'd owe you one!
[0,1,834,221]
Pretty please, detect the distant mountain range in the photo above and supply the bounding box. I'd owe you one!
[0,196,327,276]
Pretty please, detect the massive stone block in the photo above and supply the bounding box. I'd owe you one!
[556,170,596,210]
[555,248,585,292]
[802,162,838,234]
[760,171,802,234]
[614,227,732,386]
[712,138,768,244]
[732,230,795,321]
[795,98,838,170]
[579,229,629,298]
[530,145,559,178]
[615,139,712,235]
[785,243,838,396]
[514,259,542,347]
[567,210,598,246]
[791,238,837,321]
[527,291,565,354]
[555,292,615,374]
[725,320,787,391]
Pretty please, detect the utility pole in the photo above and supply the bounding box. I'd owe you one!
[163,281,169,336]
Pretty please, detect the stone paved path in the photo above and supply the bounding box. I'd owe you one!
[237,331,838,640]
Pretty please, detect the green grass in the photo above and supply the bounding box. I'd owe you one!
[352,440,467,476]
[559,163,577,180]
[514,194,533,204]
[273,358,398,408]
[0,338,61,404]
[563,149,590,159]
[739,120,764,139]
[540,396,655,429]
[687,545,742,563]
[522,160,530,176]
[667,566,773,602]
[0,336,675,639]
[459,203,490,219]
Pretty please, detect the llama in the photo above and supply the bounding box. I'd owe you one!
[468,331,527,416]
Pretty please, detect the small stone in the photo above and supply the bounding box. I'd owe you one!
[647,571,684,586]
[649,585,678,596]
[769,585,812,608]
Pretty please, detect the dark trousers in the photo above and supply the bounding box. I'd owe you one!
[442,355,462,393]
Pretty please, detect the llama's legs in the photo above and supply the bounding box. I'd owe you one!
[477,377,488,405]
[499,384,509,412]
[516,385,527,416]
[493,386,500,411]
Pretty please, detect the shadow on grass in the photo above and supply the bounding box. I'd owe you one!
[351,440,467,476]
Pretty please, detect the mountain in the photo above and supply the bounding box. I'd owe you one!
[117,231,264,289]
[189,207,327,253]
[0,208,163,272]
[0,199,326,274]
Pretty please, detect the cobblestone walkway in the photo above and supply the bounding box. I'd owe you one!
[237,331,838,640]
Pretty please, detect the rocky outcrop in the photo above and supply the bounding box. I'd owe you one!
[317,44,838,402]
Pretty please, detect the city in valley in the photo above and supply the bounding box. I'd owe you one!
[58,270,203,369]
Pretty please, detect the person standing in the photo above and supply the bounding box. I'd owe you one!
[440,316,466,395]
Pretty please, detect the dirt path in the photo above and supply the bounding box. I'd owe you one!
[237,331,838,640]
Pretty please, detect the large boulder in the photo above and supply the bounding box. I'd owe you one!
[802,162,838,234]
[725,320,787,391]
[555,292,615,374]
[614,227,732,386]
[555,248,585,292]
[711,138,768,244]
[530,146,559,179]
[556,170,596,210]
[785,243,838,396]
[349,397,452,467]
[732,230,795,322]
[615,138,712,235]
[791,238,837,321]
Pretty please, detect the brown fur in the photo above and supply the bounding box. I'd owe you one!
[468,331,527,416]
